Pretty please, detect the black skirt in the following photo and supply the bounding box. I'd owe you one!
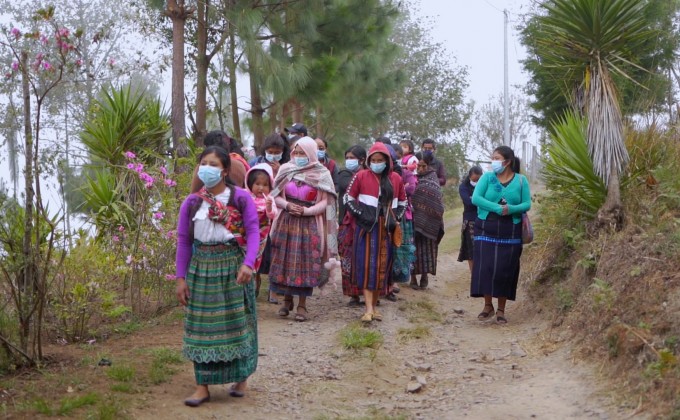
[470,215,523,300]
[457,219,475,262]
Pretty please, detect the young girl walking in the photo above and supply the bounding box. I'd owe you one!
[175,146,260,406]
[244,163,278,302]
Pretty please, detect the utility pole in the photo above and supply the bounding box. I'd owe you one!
[503,9,510,146]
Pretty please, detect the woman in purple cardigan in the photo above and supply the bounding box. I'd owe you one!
[175,146,260,406]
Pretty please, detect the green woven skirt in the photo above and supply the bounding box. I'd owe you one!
[184,242,258,385]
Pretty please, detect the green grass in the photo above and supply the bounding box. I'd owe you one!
[339,323,384,350]
[114,320,143,336]
[110,383,134,393]
[32,393,99,416]
[398,298,443,323]
[147,347,183,384]
[397,325,431,343]
[105,364,135,382]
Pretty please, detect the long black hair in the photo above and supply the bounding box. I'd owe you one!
[494,145,521,173]
[261,132,290,163]
[464,165,484,183]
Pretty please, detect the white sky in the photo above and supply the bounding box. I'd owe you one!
[416,0,533,105]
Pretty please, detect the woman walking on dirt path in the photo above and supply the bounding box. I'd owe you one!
[471,145,531,324]
[410,153,445,290]
[337,145,367,306]
[344,142,407,323]
[175,146,261,406]
[268,137,338,322]
[457,166,483,273]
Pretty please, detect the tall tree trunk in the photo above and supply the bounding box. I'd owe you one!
[165,0,194,161]
[195,0,208,144]
[20,52,34,358]
[249,57,265,150]
[596,167,623,231]
[228,28,241,140]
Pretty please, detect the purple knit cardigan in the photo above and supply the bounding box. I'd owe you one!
[175,187,260,278]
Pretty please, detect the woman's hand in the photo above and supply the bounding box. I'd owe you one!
[237,264,254,284]
[287,203,304,216]
[176,278,190,306]
[268,160,280,172]
[501,204,509,216]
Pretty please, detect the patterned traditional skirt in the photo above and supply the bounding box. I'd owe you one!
[392,218,415,283]
[257,237,272,275]
[268,205,322,297]
[184,242,258,385]
[339,222,360,297]
[413,231,439,275]
[470,216,523,300]
[457,219,475,262]
[352,216,392,292]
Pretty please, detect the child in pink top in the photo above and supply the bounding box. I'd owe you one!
[245,163,278,301]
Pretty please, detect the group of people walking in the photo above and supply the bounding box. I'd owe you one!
[173,126,530,406]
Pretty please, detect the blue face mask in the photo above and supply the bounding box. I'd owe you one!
[266,153,282,162]
[491,160,506,174]
[317,150,326,160]
[370,162,387,174]
[294,157,309,167]
[345,159,359,171]
[198,165,223,188]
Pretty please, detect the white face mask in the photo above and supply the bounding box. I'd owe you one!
[470,180,477,187]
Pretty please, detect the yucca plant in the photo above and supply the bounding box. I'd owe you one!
[534,0,660,227]
[542,112,607,217]
[80,169,134,237]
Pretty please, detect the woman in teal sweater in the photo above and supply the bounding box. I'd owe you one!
[471,146,531,324]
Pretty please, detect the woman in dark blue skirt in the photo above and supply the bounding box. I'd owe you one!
[471,146,531,324]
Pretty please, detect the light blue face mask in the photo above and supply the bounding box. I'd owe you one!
[345,159,359,171]
[295,157,309,167]
[491,160,505,174]
[317,150,326,160]
[266,153,282,162]
[198,165,223,188]
[370,162,386,174]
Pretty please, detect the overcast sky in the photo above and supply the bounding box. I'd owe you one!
[415,0,534,105]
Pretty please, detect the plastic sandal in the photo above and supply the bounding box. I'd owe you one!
[294,306,308,322]
[361,313,373,323]
[477,304,495,320]
[496,309,507,324]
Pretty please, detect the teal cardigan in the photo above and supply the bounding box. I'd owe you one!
[471,171,531,224]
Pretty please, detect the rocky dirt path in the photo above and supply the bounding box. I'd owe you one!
[126,248,631,420]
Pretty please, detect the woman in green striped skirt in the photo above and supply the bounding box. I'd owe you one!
[175,146,261,406]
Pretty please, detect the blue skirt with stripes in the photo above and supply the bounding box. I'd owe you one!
[470,216,523,300]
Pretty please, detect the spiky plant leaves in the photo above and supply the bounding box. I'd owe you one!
[542,112,607,217]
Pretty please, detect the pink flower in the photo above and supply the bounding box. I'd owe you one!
[134,163,144,173]
[11,62,18,71]
[112,235,120,242]
[165,230,176,239]
[35,53,44,61]
[57,28,70,38]
[118,225,125,232]
[125,255,133,264]
[126,163,135,170]
[139,172,154,184]
[152,211,164,220]
[159,166,168,176]
[42,61,52,71]
[124,151,136,159]
[165,274,176,281]
[10,27,21,39]
[164,179,176,187]
[75,59,83,66]
[145,181,154,189]
[108,58,115,66]
[40,34,48,45]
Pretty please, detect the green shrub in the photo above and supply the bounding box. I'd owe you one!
[339,324,383,350]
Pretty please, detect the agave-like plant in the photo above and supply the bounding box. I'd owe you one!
[534,0,658,225]
[542,112,607,217]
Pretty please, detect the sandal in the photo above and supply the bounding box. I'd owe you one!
[278,297,294,317]
[294,305,308,322]
[372,311,383,322]
[361,312,373,323]
[392,285,400,294]
[477,304,495,320]
[496,309,507,324]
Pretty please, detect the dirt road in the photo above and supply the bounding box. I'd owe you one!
[126,251,628,420]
